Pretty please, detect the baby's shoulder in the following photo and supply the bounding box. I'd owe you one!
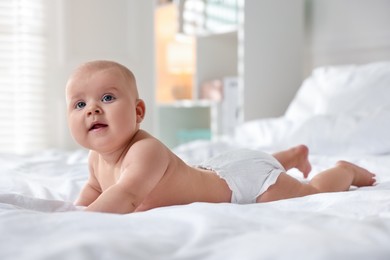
[121,138,171,172]
[126,130,170,159]
[131,130,164,148]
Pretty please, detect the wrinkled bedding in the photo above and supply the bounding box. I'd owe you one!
[1,150,390,260]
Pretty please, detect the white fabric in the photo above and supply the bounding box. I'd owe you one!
[1,150,390,260]
[197,149,285,203]
[233,106,390,155]
[285,61,390,121]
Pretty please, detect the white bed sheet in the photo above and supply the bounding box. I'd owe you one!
[1,149,390,260]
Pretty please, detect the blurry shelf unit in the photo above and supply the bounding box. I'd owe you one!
[194,30,238,99]
[155,29,240,148]
[154,1,242,148]
[157,100,219,148]
[155,1,240,101]
[157,76,240,148]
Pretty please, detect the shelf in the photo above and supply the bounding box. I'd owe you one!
[157,102,216,148]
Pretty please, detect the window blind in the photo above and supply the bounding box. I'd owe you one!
[0,0,48,154]
[180,0,239,35]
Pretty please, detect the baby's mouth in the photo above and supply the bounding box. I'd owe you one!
[89,123,108,131]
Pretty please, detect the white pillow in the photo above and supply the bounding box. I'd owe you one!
[234,105,390,155]
[285,61,390,121]
[283,105,390,155]
[233,117,293,150]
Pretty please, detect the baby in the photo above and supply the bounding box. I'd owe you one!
[66,60,376,214]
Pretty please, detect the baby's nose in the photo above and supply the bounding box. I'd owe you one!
[87,107,102,116]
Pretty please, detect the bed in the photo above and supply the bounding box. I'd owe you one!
[1,61,390,259]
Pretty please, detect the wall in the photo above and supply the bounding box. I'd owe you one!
[243,0,304,121]
[306,0,390,72]
[45,0,155,150]
[242,0,390,121]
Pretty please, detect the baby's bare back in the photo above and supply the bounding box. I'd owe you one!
[134,149,232,211]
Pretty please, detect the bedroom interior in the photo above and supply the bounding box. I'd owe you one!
[1,0,390,259]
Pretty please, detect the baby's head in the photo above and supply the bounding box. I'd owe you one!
[65,60,145,151]
[66,60,139,98]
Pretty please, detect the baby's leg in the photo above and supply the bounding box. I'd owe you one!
[257,160,376,203]
[309,161,376,192]
[272,144,311,178]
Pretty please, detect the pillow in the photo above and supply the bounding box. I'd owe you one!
[233,117,294,150]
[285,61,390,121]
[234,104,390,155]
[283,105,390,155]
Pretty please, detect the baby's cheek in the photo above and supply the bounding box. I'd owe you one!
[69,120,83,139]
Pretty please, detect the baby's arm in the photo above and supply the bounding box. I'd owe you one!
[75,182,101,207]
[85,139,169,214]
[75,153,101,206]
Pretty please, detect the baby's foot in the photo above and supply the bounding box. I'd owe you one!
[336,161,376,187]
[293,145,312,178]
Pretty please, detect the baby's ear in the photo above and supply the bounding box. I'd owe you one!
[135,99,146,123]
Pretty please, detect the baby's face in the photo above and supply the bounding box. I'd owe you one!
[66,67,144,152]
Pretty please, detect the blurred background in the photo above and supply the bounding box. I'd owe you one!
[0,0,389,153]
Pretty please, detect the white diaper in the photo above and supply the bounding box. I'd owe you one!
[197,149,286,204]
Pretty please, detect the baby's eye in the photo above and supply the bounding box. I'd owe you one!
[75,101,86,109]
[102,94,115,103]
